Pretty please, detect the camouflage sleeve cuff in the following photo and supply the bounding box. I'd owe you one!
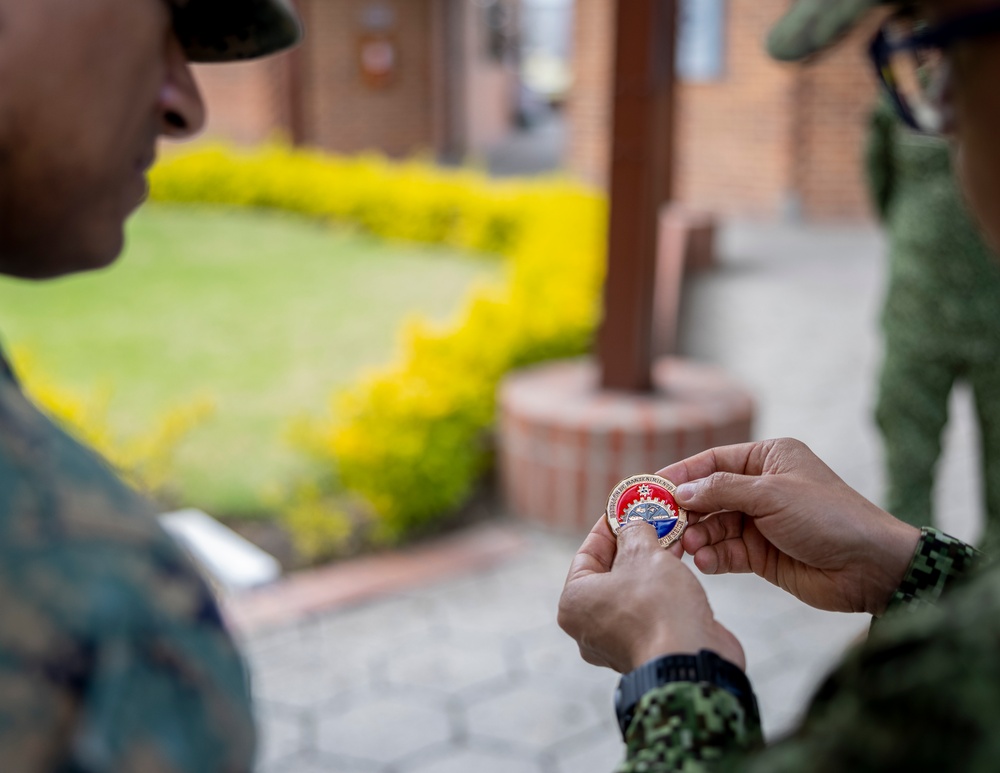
[885,527,980,614]
[618,682,763,772]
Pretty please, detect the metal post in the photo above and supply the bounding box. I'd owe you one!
[597,0,678,392]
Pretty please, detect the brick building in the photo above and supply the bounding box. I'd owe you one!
[568,0,883,220]
[192,0,520,160]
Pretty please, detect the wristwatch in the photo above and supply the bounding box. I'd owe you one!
[614,649,759,738]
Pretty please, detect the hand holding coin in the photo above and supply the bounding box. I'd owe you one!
[558,515,745,673]
[658,438,922,616]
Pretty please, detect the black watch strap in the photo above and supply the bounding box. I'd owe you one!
[614,649,759,738]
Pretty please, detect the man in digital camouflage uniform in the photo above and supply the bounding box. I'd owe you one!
[0,1,300,770]
[866,76,1000,552]
[558,0,1000,770]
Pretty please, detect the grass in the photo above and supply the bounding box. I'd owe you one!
[0,204,502,516]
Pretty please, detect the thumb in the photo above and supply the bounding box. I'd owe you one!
[615,521,663,562]
[675,472,763,516]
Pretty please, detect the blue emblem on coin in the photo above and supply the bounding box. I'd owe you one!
[625,501,679,539]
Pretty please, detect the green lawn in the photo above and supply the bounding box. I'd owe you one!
[0,204,501,515]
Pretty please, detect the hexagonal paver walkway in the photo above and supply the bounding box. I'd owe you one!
[238,523,893,772]
[232,220,986,772]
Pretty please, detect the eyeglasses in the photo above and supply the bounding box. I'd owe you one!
[869,7,1000,134]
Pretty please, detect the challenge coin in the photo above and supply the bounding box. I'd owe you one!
[606,474,687,548]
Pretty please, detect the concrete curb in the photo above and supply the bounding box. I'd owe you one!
[223,523,529,634]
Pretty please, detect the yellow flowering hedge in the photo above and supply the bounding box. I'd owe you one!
[150,144,530,255]
[150,144,606,554]
[13,347,214,500]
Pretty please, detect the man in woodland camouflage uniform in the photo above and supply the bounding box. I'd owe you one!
[867,89,1000,551]
[558,0,1000,770]
[0,1,299,769]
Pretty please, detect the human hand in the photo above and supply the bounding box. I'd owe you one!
[558,516,745,674]
[660,438,920,617]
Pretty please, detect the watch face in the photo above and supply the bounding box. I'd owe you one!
[606,474,687,548]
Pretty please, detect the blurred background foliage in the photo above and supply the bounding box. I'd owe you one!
[4,143,606,563]
[0,205,495,524]
[12,346,215,499]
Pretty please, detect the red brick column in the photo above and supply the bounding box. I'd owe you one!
[498,357,755,532]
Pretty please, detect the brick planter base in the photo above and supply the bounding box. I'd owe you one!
[498,357,755,533]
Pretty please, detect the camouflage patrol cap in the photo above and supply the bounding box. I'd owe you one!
[767,0,889,62]
[170,0,303,63]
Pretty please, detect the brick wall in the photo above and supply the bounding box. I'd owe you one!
[194,55,294,145]
[193,1,436,154]
[567,0,881,221]
[566,0,615,187]
[794,17,881,220]
[191,0,518,161]
[674,0,796,219]
[295,0,437,156]
[460,3,519,153]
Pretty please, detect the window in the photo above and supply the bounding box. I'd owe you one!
[477,0,517,63]
[677,0,726,82]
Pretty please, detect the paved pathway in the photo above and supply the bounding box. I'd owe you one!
[485,114,566,178]
[234,219,985,772]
